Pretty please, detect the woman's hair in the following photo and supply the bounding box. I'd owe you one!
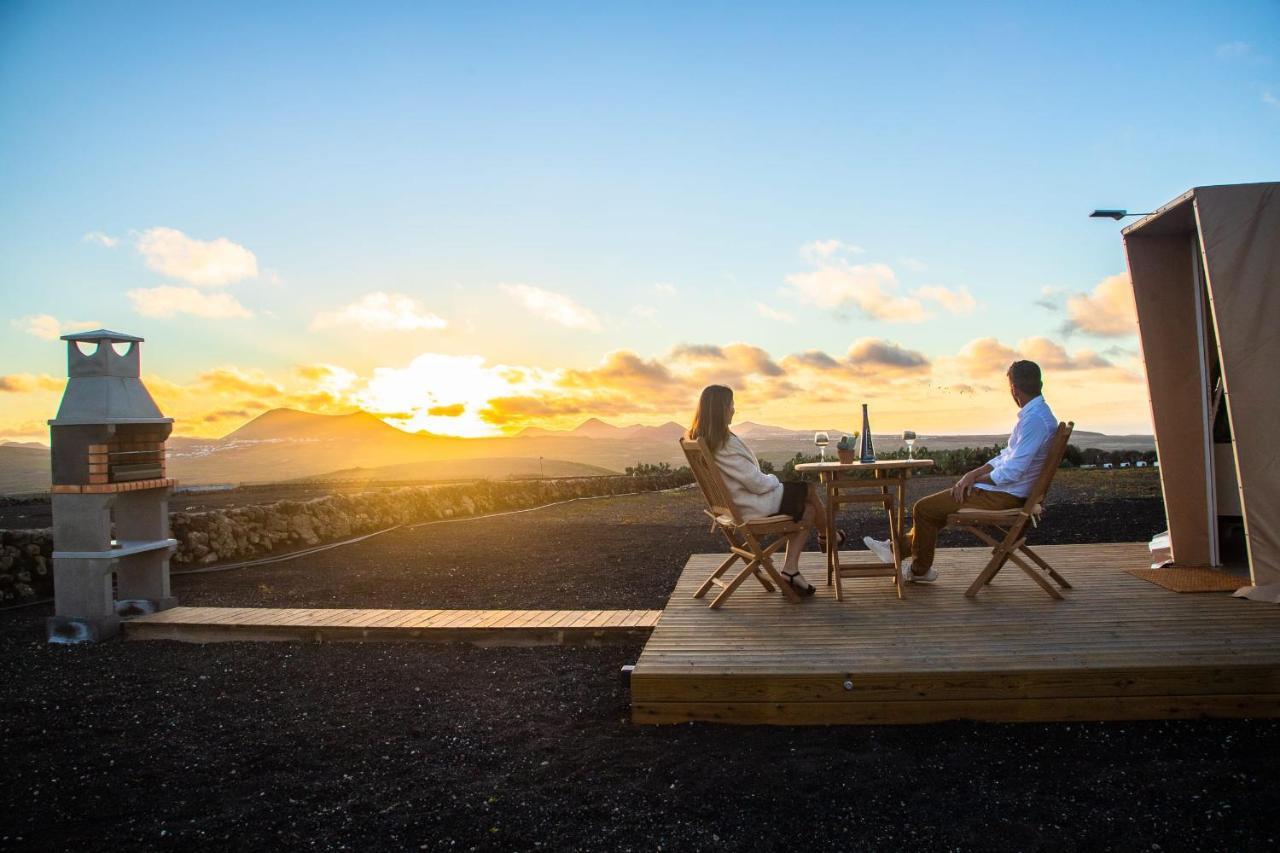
[689,385,734,452]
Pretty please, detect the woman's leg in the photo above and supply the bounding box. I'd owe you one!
[781,502,816,584]
[809,483,843,549]
[806,486,830,535]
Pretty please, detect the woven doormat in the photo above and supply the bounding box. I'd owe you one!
[1126,567,1249,593]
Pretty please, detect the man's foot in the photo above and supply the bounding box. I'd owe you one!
[905,562,938,584]
[780,569,816,596]
[863,536,893,563]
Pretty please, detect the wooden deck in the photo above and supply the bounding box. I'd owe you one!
[124,607,660,645]
[631,542,1280,725]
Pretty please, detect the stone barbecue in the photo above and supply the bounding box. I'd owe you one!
[47,329,178,642]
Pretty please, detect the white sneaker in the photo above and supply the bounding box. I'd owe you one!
[863,536,894,563]
[907,563,938,583]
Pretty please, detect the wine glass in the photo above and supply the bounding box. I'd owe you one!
[814,431,830,461]
[902,430,917,460]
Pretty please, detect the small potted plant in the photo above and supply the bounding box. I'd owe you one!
[836,433,859,464]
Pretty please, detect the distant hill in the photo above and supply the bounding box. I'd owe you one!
[1,440,48,450]
[0,408,1157,495]
[570,417,621,439]
[222,408,412,443]
[296,457,616,483]
[0,446,50,495]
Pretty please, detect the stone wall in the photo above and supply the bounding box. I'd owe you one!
[0,474,692,602]
[0,529,50,602]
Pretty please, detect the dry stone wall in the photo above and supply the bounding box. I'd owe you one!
[0,474,692,602]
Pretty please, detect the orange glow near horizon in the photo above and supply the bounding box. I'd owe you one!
[0,337,1155,444]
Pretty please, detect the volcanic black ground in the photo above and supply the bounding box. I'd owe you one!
[3,472,1277,851]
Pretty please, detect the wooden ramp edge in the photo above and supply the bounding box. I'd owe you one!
[124,607,661,646]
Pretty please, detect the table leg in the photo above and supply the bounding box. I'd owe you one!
[827,479,844,601]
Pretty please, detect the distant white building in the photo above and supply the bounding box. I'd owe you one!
[1103,463,1114,470]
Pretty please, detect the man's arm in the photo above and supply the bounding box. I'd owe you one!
[951,463,994,502]
[987,416,1055,491]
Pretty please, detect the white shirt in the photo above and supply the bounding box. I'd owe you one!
[976,395,1058,499]
[712,433,785,520]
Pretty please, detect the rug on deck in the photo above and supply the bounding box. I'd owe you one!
[1126,567,1249,593]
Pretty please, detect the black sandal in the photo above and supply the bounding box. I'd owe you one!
[780,569,816,596]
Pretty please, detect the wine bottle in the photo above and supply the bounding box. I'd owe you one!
[859,403,875,463]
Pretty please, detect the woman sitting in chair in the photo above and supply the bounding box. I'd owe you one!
[688,384,841,596]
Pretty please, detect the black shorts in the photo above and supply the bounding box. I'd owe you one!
[777,481,809,522]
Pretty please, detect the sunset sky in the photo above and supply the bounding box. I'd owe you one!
[2,2,1278,442]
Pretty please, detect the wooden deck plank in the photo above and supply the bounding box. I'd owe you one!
[631,543,1280,725]
[123,607,653,645]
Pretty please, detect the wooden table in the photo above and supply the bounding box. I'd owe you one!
[794,459,934,600]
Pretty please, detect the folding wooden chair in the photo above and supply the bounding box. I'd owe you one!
[949,421,1076,599]
[680,436,805,608]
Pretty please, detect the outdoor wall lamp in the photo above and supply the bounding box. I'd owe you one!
[1089,209,1154,220]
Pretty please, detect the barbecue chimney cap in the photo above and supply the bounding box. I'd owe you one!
[60,329,145,343]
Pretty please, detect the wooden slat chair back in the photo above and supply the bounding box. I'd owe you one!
[680,436,805,608]
[949,421,1076,599]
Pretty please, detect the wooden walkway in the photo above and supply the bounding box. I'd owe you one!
[632,542,1280,725]
[124,607,660,645]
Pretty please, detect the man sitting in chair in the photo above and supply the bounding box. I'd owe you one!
[865,360,1058,583]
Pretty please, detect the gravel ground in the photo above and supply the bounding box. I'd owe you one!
[4,474,1276,851]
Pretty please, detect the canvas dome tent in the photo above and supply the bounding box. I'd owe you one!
[1122,182,1279,590]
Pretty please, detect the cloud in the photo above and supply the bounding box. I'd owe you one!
[785,259,927,322]
[128,286,253,319]
[562,350,678,392]
[295,363,359,389]
[781,339,930,384]
[670,344,724,361]
[900,257,928,272]
[11,314,100,340]
[1217,41,1271,65]
[1065,273,1137,337]
[756,302,795,323]
[721,343,785,377]
[135,227,258,286]
[953,336,1112,378]
[782,350,841,371]
[481,394,645,426]
[0,373,64,393]
[427,403,465,417]
[201,409,251,423]
[800,239,865,263]
[953,338,1019,377]
[1217,41,1253,59]
[630,305,657,319]
[845,338,931,370]
[310,292,448,332]
[501,284,602,331]
[196,366,283,398]
[1264,91,1280,110]
[914,285,977,315]
[654,283,678,295]
[1017,337,1110,371]
[667,343,785,378]
[82,231,119,248]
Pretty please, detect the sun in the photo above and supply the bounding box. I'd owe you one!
[352,353,554,438]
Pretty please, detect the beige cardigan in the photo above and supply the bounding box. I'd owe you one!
[712,433,784,520]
